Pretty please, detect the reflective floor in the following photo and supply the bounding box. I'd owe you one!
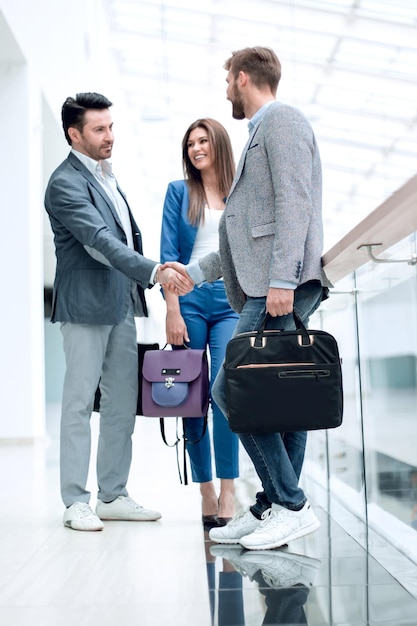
[0,405,416,625]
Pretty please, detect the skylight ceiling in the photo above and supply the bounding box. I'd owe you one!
[103,0,417,251]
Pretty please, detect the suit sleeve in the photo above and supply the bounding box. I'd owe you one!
[263,105,315,284]
[45,172,157,288]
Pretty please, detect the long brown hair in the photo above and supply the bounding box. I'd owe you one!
[181,118,235,226]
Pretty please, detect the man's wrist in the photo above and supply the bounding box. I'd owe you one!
[186,261,205,286]
[152,264,161,285]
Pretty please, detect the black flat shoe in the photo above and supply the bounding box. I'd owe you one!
[202,515,227,530]
[216,517,232,525]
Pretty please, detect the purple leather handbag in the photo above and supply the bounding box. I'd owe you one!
[142,346,209,418]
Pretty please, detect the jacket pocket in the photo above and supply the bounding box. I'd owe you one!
[251,221,276,238]
[67,269,112,316]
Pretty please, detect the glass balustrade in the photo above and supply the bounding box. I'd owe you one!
[303,232,417,573]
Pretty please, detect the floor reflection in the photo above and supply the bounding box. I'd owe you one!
[205,529,321,626]
[2,406,417,625]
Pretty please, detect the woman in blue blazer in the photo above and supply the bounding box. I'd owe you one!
[160,119,239,527]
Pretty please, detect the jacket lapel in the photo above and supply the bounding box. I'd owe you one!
[228,123,262,197]
[68,152,125,231]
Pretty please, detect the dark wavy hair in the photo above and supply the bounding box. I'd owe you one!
[61,92,113,145]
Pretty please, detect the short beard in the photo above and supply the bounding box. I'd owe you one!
[232,103,245,120]
[230,82,246,120]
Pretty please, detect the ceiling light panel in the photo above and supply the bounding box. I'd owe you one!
[335,38,417,78]
[357,0,417,25]
[103,0,417,249]
[315,85,417,121]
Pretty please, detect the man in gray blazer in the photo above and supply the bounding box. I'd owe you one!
[181,47,332,550]
[45,92,192,531]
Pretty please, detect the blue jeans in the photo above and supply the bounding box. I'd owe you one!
[180,281,239,482]
[211,281,324,514]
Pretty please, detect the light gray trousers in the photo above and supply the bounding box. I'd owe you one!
[59,301,138,507]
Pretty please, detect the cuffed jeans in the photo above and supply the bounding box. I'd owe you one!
[211,281,324,515]
[180,280,240,482]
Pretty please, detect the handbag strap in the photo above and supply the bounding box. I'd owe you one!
[159,417,187,484]
[255,309,310,346]
[160,342,190,350]
[159,415,208,485]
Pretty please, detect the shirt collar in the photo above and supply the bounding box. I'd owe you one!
[247,100,275,133]
[71,148,113,178]
[96,159,113,178]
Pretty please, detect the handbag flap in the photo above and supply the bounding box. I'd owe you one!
[142,349,206,383]
[151,381,189,407]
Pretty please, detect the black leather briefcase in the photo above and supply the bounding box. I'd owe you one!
[224,312,343,433]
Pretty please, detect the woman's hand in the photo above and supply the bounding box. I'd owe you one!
[166,310,189,345]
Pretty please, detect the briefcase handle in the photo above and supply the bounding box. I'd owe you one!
[254,309,310,347]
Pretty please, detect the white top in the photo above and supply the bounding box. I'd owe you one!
[189,206,222,262]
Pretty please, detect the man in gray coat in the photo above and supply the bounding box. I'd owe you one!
[45,92,192,531]
[180,47,332,550]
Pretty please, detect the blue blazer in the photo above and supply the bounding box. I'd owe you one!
[160,180,198,264]
[45,152,157,325]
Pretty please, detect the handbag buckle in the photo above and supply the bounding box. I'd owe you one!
[298,335,315,347]
[250,336,267,348]
[164,377,176,389]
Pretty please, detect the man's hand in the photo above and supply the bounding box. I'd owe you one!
[266,287,294,317]
[157,262,194,296]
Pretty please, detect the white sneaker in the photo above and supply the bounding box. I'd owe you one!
[209,544,261,580]
[63,502,104,531]
[241,550,321,588]
[240,502,320,550]
[96,496,161,521]
[209,508,261,544]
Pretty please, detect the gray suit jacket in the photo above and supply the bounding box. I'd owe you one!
[45,151,156,324]
[197,102,331,313]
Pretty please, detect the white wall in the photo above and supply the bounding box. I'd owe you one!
[0,0,142,437]
[0,13,45,437]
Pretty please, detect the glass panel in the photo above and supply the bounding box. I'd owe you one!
[355,234,417,560]
[305,232,417,593]
[305,273,367,546]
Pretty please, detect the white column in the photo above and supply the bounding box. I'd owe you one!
[0,60,45,439]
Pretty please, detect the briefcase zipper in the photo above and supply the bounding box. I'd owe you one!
[236,362,314,368]
[279,369,330,379]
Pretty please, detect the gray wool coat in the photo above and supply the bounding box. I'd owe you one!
[196,101,331,313]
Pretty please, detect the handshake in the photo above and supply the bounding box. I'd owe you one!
[156,262,195,296]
